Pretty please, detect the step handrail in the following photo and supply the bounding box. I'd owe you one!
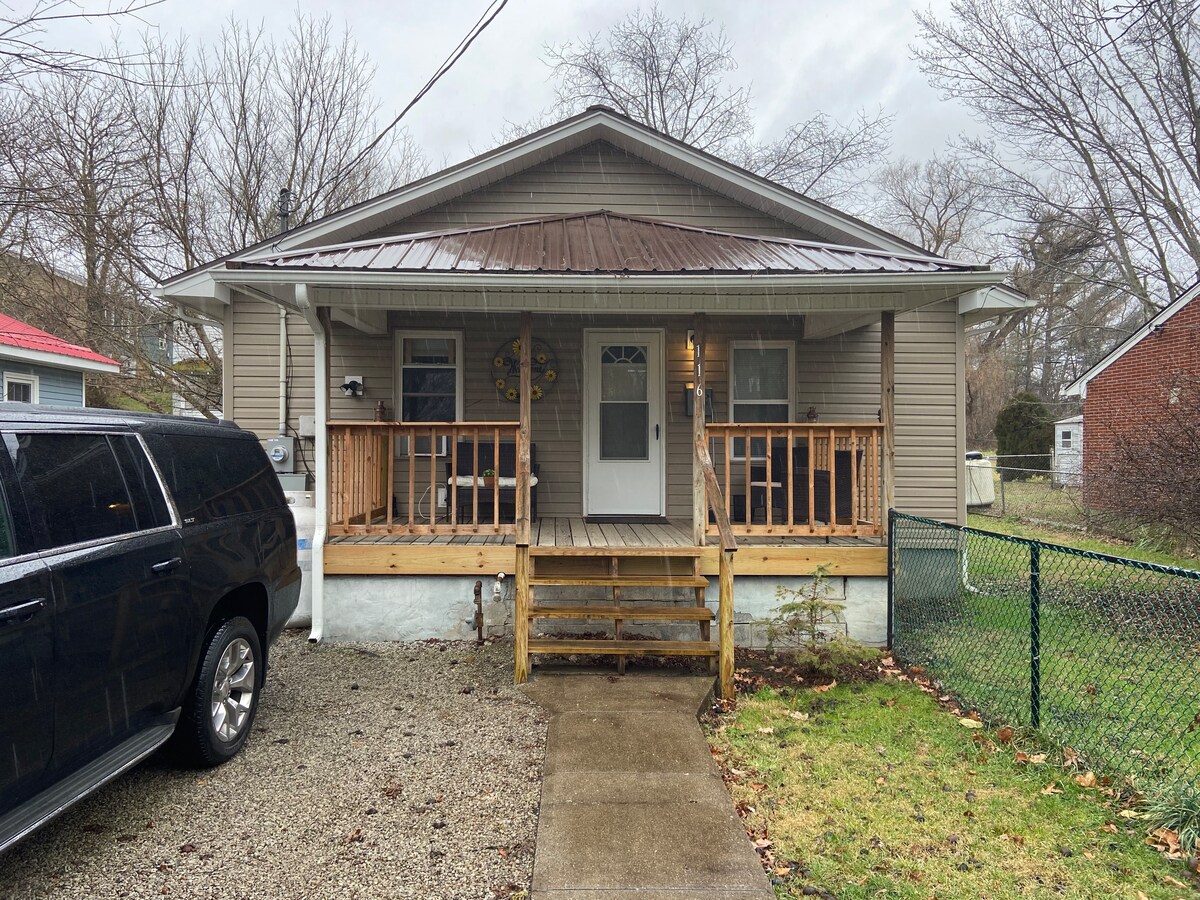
[695,437,738,553]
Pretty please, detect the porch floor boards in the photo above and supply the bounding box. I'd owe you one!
[324,516,882,548]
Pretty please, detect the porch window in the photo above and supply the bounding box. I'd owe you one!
[394,331,463,454]
[729,341,793,458]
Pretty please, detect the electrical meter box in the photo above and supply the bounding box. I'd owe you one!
[265,436,295,473]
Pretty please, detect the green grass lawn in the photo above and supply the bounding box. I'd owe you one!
[893,520,1200,789]
[978,477,1088,528]
[967,514,1199,571]
[708,680,1198,899]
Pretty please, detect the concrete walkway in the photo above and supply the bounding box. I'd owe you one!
[522,672,774,899]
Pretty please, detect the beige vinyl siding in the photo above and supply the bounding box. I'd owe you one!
[370,142,817,240]
[229,294,314,439]
[794,305,964,523]
[230,295,964,523]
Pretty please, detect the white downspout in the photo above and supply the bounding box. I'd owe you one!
[295,283,328,643]
[278,307,288,436]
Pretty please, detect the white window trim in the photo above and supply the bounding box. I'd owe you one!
[727,340,795,460]
[4,372,40,404]
[1060,430,1073,450]
[393,330,464,456]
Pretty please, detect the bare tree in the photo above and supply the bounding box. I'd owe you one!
[872,153,998,260]
[546,5,751,155]
[0,0,162,86]
[915,0,1200,309]
[529,5,891,201]
[3,12,429,417]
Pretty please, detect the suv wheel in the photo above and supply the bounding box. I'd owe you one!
[173,616,262,767]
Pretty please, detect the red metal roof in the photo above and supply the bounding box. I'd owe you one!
[0,313,119,367]
[235,211,983,277]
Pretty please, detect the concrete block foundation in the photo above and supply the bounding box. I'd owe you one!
[322,573,888,647]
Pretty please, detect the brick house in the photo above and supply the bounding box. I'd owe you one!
[1064,280,1200,511]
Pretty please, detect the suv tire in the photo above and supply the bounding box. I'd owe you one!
[172,616,262,767]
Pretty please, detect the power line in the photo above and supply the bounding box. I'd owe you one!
[319,0,510,202]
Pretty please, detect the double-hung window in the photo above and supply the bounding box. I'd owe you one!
[395,331,463,455]
[729,341,794,459]
[4,373,38,404]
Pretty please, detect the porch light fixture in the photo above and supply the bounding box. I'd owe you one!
[341,375,364,397]
[684,383,714,419]
[686,329,695,351]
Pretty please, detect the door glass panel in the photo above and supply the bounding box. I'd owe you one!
[600,344,649,460]
[600,346,647,401]
[601,404,649,459]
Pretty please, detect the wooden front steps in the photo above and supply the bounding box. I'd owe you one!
[522,546,717,674]
[530,604,714,621]
[528,638,718,657]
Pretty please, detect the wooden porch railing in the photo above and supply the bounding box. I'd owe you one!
[328,421,521,536]
[704,423,884,538]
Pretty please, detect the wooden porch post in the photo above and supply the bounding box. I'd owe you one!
[514,312,532,684]
[880,311,896,533]
[692,314,707,546]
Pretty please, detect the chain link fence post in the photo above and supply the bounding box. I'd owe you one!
[891,511,1199,792]
[887,507,895,649]
[1030,542,1041,728]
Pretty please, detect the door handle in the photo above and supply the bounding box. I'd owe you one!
[655,424,660,440]
[0,598,46,624]
[151,557,183,575]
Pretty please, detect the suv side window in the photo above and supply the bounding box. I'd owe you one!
[110,436,173,530]
[12,433,140,548]
[146,433,281,523]
[0,479,14,560]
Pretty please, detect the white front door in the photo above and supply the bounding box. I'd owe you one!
[584,330,665,516]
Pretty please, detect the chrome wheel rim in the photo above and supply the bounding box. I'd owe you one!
[211,637,255,742]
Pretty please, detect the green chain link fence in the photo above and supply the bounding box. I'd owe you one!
[889,511,1200,791]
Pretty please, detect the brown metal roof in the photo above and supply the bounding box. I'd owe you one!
[233,211,984,276]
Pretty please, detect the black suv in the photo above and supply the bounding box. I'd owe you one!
[0,405,300,852]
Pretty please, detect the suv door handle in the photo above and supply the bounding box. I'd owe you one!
[0,598,46,624]
[151,557,183,575]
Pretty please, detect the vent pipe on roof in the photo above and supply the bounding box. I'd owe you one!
[278,187,292,234]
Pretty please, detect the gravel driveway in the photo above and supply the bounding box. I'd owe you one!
[1,632,547,900]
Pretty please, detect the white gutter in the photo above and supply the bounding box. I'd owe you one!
[294,283,327,644]
[211,268,1002,293]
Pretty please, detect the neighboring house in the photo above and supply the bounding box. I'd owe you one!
[1064,280,1200,511]
[1051,415,1083,488]
[156,107,1028,685]
[0,312,120,406]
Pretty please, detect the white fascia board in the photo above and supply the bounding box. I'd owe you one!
[0,345,120,374]
[1063,281,1200,397]
[154,269,226,303]
[212,268,1002,295]
[957,285,1033,315]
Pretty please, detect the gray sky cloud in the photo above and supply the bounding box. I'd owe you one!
[53,0,979,166]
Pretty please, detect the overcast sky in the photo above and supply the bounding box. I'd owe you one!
[58,0,975,168]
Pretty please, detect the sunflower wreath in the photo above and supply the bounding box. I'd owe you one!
[492,338,559,402]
